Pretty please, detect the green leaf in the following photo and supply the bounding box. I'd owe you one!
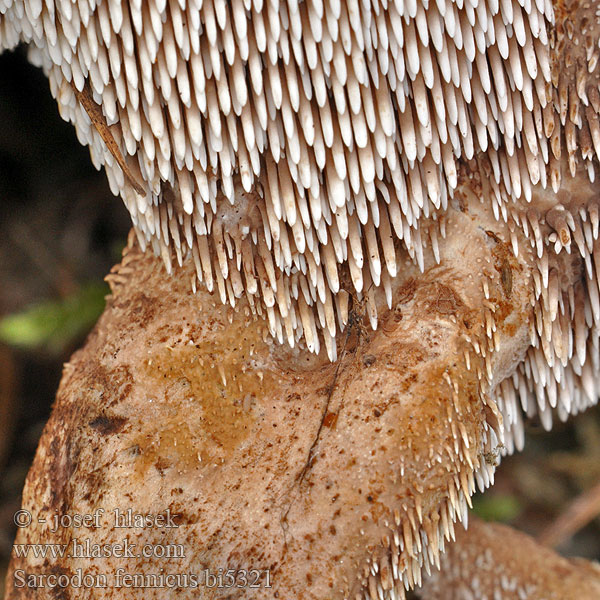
[0,282,108,354]
[472,493,522,523]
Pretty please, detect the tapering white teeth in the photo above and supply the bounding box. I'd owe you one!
[2,0,574,356]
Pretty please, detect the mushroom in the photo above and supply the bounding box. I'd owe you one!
[1,0,600,598]
[421,516,600,599]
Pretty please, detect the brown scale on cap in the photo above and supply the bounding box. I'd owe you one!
[2,0,600,598]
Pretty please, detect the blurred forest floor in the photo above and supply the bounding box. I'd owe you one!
[0,46,598,599]
[0,48,130,596]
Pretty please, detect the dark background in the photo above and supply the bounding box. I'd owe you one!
[0,47,130,595]
[0,44,598,597]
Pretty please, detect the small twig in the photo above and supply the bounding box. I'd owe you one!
[538,480,600,548]
[71,82,146,196]
[278,286,375,549]
[278,289,374,540]
[279,323,353,541]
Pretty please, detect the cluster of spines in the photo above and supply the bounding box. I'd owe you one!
[0,0,572,358]
[358,495,470,599]
[354,338,504,599]
[356,418,501,600]
[500,201,600,435]
[359,164,600,596]
[361,187,600,596]
[452,168,600,459]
